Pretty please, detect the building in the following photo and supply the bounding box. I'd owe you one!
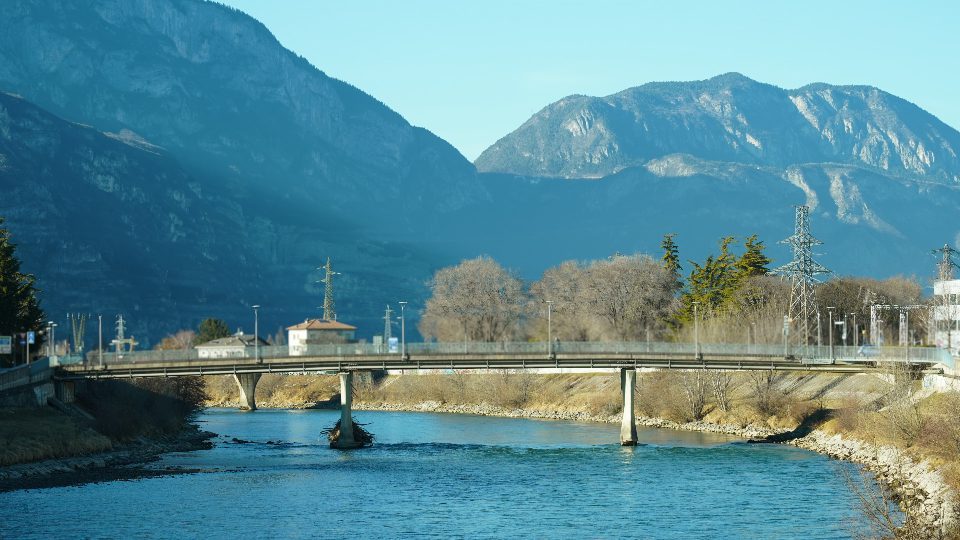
[933,279,960,355]
[287,319,357,356]
[195,333,270,359]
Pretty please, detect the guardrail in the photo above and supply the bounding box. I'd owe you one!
[0,358,53,393]
[75,342,956,368]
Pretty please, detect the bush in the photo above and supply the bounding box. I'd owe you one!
[76,377,207,440]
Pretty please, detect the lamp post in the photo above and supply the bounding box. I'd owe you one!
[46,321,56,357]
[98,314,103,368]
[252,305,260,363]
[398,301,407,358]
[827,307,836,360]
[546,300,553,356]
[851,312,858,349]
[692,301,701,359]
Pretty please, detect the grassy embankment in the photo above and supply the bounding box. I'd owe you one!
[0,377,207,467]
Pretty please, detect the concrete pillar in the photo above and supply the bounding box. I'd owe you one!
[234,373,261,411]
[332,371,360,449]
[620,368,638,446]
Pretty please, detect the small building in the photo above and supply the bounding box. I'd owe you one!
[934,279,960,356]
[287,319,357,356]
[195,333,270,359]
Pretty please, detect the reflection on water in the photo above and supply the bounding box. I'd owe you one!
[0,409,873,539]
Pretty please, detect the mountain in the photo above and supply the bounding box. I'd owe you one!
[0,0,485,341]
[476,73,960,184]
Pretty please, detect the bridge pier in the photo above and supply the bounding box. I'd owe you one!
[620,368,638,446]
[332,371,362,449]
[233,373,261,411]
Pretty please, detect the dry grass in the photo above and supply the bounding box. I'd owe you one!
[204,374,340,408]
[0,407,112,466]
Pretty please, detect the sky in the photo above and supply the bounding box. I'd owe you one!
[222,0,959,161]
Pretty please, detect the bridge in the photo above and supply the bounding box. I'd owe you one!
[11,341,955,449]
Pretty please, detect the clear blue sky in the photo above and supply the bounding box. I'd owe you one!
[222,0,959,161]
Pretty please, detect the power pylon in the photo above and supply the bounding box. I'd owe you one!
[319,257,341,321]
[772,205,830,345]
[933,244,960,281]
[383,305,394,342]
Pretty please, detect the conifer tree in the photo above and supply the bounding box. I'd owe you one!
[194,318,231,345]
[660,233,682,291]
[0,218,45,364]
[735,234,771,279]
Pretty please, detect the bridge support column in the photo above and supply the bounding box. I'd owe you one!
[332,371,362,449]
[620,369,638,446]
[234,373,261,411]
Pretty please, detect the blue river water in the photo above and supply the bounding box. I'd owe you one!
[0,409,876,539]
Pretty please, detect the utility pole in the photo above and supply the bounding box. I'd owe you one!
[546,300,553,356]
[319,258,341,321]
[383,304,394,345]
[398,301,407,358]
[827,307,835,360]
[98,315,103,367]
[693,301,701,359]
[253,305,260,363]
[773,205,830,346]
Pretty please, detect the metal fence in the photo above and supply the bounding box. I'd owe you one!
[74,341,956,370]
[0,358,52,393]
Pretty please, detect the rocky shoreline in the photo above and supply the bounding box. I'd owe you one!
[0,427,215,492]
[355,400,955,533]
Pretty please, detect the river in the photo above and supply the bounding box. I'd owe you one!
[0,408,879,539]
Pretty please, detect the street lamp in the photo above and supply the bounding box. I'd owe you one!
[46,321,57,357]
[692,301,701,359]
[850,312,858,349]
[398,301,407,358]
[545,300,553,356]
[98,314,103,368]
[827,307,836,360]
[252,305,261,363]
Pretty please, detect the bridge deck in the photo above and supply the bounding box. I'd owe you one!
[57,351,942,379]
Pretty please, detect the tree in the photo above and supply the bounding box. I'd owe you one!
[529,260,594,341]
[735,234,771,279]
[419,256,528,342]
[0,218,45,366]
[661,233,683,292]
[194,318,231,345]
[155,330,196,351]
[582,254,677,341]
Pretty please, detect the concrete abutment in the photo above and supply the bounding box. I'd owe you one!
[332,371,363,449]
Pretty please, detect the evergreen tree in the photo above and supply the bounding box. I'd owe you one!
[194,318,231,345]
[660,233,682,291]
[0,218,45,365]
[735,234,771,279]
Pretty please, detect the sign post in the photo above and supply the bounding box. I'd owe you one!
[26,331,35,364]
[0,336,11,356]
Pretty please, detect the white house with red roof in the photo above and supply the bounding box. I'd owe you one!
[287,319,357,356]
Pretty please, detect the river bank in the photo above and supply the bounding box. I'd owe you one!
[0,425,215,492]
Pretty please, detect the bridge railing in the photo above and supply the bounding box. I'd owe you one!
[73,341,956,369]
[0,358,53,392]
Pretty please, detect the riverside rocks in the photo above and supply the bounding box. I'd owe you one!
[355,400,954,533]
[0,429,215,491]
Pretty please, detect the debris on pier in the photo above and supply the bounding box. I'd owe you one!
[322,419,374,448]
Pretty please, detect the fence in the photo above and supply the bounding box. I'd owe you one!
[0,358,52,393]
[74,341,956,369]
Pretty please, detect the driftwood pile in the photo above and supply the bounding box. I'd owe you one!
[321,419,374,447]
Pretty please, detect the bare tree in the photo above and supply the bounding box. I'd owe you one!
[419,256,528,342]
[678,368,710,420]
[529,260,595,340]
[155,330,196,350]
[581,254,677,341]
[711,370,737,412]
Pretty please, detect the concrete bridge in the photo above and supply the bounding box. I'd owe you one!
[49,341,952,448]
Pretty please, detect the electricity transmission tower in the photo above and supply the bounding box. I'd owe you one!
[773,205,830,345]
[383,305,394,342]
[318,257,341,321]
[933,244,960,281]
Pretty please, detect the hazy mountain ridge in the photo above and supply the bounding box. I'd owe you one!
[0,0,484,222]
[475,73,960,184]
